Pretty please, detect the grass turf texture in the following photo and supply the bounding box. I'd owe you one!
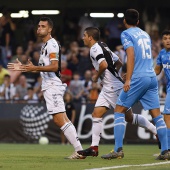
[0,144,169,170]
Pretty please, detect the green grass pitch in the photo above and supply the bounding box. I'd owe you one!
[0,144,170,170]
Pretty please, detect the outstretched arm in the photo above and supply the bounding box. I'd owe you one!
[8,58,59,73]
[23,59,58,73]
[7,58,22,71]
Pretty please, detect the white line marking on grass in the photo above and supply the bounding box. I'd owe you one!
[85,161,170,170]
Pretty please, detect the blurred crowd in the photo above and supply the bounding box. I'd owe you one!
[0,8,169,104]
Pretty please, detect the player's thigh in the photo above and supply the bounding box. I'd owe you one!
[95,89,121,109]
[95,90,111,109]
[43,86,66,114]
[140,77,160,110]
[116,77,151,108]
[104,89,122,109]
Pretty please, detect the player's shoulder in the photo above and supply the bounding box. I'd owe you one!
[159,48,166,56]
[121,29,129,39]
[48,38,59,47]
[90,42,102,53]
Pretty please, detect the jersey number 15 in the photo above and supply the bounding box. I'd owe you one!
[138,38,151,59]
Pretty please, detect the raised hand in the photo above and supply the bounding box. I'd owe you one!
[22,59,36,72]
[7,58,23,71]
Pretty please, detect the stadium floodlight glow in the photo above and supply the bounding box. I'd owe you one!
[90,13,114,18]
[10,10,29,18]
[19,10,29,18]
[31,10,60,15]
[117,13,124,18]
[11,13,23,18]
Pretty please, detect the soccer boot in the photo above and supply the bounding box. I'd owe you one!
[77,146,98,157]
[156,150,170,160]
[101,147,124,159]
[65,151,86,159]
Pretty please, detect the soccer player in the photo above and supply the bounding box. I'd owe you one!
[7,17,85,159]
[101,9,170,160]
[155,30,170,153]
[77,27,158,157]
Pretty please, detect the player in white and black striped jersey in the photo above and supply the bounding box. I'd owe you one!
[7,17,85,160]
[77,27,158,157]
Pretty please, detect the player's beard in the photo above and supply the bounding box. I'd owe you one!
[37,31,48,39]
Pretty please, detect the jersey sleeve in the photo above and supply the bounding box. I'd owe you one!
[121,31,133,50]
[90,45,105,64]
[48,41,60,61]
[156,52,162,66]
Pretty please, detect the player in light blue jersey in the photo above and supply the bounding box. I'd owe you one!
[155,30,170,152]
[102,9,170,160]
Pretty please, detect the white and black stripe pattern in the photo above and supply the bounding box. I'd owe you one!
[93,119,103,124]
[61,123,72,133]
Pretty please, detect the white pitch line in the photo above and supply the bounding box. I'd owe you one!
[85,161,170,170]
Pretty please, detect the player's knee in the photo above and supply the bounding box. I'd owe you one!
[92,112,97,118]
[114,105,127,113]
[92,111,102,118]
[125,115,133,123]
[53,115,65,127]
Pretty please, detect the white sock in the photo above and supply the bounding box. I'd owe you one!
[60,123,83,151]
[91,117,103,146]
[132,114,157,135]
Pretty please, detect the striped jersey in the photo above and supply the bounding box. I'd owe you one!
[39,38,62,90]
[90,42,123,92]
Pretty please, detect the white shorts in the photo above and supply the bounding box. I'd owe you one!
[95,89,122,109]
[43,84,66,114]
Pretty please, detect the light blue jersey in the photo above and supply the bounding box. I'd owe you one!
[121,27,156,79]
[114,10,168,155]
[157,49,170,92]
[157,49,170,114]
[117,27,160,110]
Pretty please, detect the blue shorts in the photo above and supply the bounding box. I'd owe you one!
[162,91,170,114]
[116,76,160,110]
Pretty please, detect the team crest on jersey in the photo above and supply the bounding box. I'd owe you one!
[53,44,56,48]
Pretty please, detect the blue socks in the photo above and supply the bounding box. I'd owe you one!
[153,115,168,153]
[114,113,125,152]
[167,128,170,150]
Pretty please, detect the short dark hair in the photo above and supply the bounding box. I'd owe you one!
[124,9,139,26]
[27,87,33,91]
[39,17,53,29]
[84,27,100,41]
[161,30,170,38]
[4,74,10,79]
